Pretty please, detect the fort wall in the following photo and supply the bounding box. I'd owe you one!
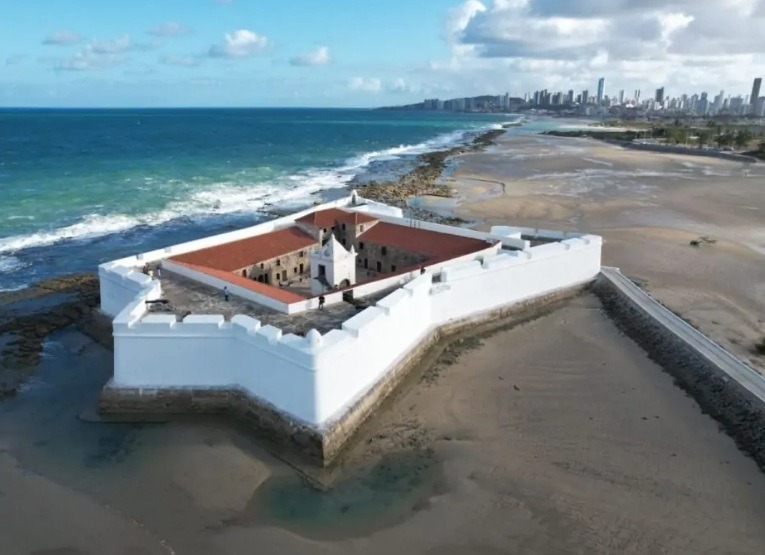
[105,231,601,427]
[98,193,602,463]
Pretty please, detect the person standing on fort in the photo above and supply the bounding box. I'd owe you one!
[155,264,162,279]
[223,286,229,302]
[318,295,325,310]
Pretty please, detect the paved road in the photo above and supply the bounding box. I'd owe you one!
[600,266,765,404]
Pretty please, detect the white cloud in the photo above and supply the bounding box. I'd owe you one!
[90,35,132,54]
[160,55,200,67]
[209,29,268,58]
[423,0,765,98]
[348,77,383,93]
[58,49,124,71]
[347,77,419,94]
[148,22,191,38]
[289,46,330,67]
[42,31,82,46]
[54,35,155,72]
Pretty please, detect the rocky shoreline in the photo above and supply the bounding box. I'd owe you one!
[0,128,505,396]
[357,128,504,215]
[0,274,105,397]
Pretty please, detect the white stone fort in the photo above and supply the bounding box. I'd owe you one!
[98,192,602,464]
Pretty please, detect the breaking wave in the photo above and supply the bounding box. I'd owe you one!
[0,125,496,255]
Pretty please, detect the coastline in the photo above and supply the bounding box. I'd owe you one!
[544,129,760,163]
[3,125,765,552]
[354,127,504,216]
[447,131,765,375]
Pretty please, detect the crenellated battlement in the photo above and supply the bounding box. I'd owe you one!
[99,192,602,462]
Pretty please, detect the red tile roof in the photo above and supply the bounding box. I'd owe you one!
[359,222,490,259]
[296,208,377,228]
[170,227,317,271]
[172,261,307,303]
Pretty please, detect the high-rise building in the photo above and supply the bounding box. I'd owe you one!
[581,89,589,104]
[698,92,709,115]
[655,87,665,104]
[597,77,605,104]
[618,89,624,104]
[750,78,762,107]
[635,89,641,103]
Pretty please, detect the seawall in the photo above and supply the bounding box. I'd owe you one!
[100,281,590,466]
[594,268,765,472]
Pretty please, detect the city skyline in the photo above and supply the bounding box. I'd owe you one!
[2,0,765,107]
[390,75,765,117]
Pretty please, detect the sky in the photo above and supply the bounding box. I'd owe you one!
[2,0,765,107]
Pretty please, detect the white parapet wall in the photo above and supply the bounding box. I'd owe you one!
[105,205,602,427]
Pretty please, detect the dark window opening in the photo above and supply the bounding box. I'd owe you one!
[363,258,368,269]
[318,264,326,277]
[381,246,387,256]
[264,274,270,284]
[282,270,287,281]
[242,269,247,277]
[391,264,397,272]
[276,258,281,266]
[294,267,298,274]
[299,263,304,273]
[358,242,364,250]
[376,261,382,272]
[342,223,346,231]
[260,263,264,269]
[299,250,305,257]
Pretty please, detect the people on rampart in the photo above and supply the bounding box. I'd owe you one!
[223,286,229,302]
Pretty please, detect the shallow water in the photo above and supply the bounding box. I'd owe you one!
[0,326,447,541]
[234,450,445,540]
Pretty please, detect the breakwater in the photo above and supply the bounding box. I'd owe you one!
[359,128,504,208]
[594,268,765,472]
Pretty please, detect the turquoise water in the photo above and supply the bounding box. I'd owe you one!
[0,108,555,290]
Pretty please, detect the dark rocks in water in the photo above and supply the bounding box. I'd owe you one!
[0,272,103,397]
[357,128,504,209]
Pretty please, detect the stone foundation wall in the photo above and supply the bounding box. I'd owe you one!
[99,385,327,464]
[101,282,590,466]
[593,276,765,472]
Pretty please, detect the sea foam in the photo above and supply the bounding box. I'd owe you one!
[0,125,491,255]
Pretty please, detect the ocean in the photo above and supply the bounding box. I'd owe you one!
[0,108,538,291]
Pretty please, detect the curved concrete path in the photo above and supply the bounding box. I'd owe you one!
[600,266,765,404]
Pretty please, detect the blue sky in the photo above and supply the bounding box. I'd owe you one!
[2,0,764,107]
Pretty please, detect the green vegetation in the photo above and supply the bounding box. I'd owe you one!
[548,119,764,155]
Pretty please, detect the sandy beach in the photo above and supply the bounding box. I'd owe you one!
[2,129,765,554]
[447,133,765,373]
[3,296,765,554]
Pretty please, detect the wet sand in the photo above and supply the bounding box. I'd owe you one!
[448,133,765,373]
[3,294,765,554]
[3,130,765,554]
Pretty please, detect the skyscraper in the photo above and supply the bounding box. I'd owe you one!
[655,87,665,104]
[750,78,762,107]
[597,77,605,104]
[751,78,762,114]
[618,89,624,104]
